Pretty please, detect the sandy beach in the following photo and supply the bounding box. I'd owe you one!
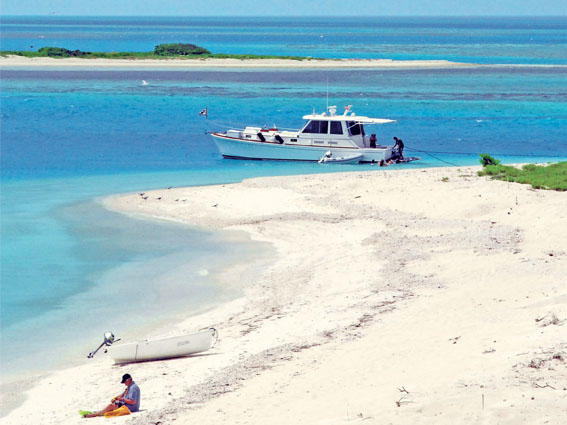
[0,55,474,69]
[2,165,566,424]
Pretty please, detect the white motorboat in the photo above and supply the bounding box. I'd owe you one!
[210,105,400,163]
[106,328,218,364]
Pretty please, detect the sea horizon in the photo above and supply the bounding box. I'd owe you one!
[2,14,566,17]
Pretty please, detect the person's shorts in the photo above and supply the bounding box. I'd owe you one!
[114,401,125,408]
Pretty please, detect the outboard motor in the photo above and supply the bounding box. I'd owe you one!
[318,151,333,163]
[87,331,118,358]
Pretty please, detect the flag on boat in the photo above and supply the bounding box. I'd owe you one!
[199,108,208,118]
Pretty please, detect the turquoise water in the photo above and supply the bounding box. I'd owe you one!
[1,17,567,379]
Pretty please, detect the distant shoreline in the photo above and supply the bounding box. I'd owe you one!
[3,56,566,70]
[0,56,476,69]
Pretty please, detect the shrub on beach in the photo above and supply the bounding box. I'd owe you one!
[154,43,211,56]
[478,157,567,191]
[38,47,91,57]
[479,153,501,167]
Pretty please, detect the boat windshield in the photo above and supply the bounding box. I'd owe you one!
[302,120,329,134]
[330,121,343,134]
[347,121,364,136]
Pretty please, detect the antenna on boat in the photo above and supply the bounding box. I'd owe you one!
[326,77,329,111]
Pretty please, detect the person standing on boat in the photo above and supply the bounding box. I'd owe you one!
[369,134,377,148]
[84,374,140,417]
[393,137,404,159]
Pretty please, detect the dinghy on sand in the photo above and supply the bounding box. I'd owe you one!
[88,328,218,364]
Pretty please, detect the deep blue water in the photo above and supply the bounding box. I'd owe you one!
[1,16,567,64]
[1,17,567,379]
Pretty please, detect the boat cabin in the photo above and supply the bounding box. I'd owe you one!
[297,106,394,148]
[299,117,365,147]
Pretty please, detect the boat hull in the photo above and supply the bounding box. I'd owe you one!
[211,134,393,163]
[107,329,215,364]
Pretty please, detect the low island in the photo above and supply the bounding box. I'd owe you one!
[0,43,471,69]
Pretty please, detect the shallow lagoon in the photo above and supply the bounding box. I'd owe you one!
[1,37,567,378]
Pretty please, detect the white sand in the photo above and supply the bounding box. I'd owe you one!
[2,165,566,424]
[0,56,473,69]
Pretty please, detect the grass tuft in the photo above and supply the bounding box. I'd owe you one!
[478,158,567,191]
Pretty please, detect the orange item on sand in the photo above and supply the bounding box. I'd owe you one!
[104,405,131,417]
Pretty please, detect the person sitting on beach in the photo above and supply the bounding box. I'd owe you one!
[393,136,405,159]
[84,374,140,418]
[369,133,377,148]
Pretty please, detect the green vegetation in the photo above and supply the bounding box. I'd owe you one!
[478,156,567,191]
[154,43,210,56]
[38,47,91,57]
[1,48,152,59]
[0,43,313,61]
[479,153,501,167]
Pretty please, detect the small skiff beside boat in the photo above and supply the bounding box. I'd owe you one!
[88,328,218,364]
[318,151,364,164]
